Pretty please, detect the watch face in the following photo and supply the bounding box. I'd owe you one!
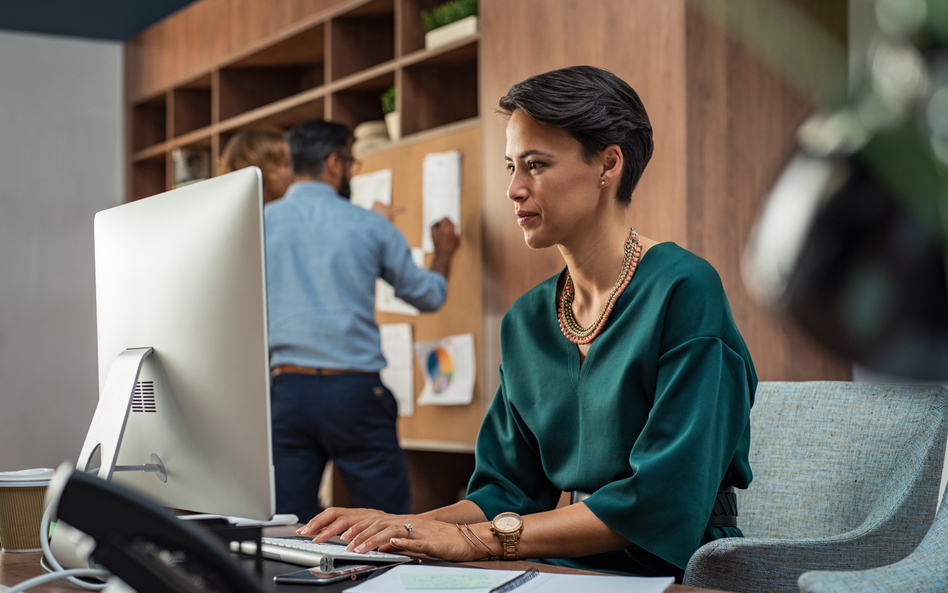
[494,513,522,532]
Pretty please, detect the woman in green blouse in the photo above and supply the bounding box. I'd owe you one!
[298,65,756,581]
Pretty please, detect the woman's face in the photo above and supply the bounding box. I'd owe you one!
[505,109,603,249]
[264,146,294,203]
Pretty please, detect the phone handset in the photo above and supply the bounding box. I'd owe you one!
[46,464,264,593]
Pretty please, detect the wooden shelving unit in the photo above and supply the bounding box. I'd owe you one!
[125,2,486,509]
[128,0,480,201]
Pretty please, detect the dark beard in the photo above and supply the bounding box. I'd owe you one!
[338,175,351,199]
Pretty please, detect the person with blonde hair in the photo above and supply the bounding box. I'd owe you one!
[219,127,294,203]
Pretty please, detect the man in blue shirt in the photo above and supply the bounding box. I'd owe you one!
[266,120,458,521]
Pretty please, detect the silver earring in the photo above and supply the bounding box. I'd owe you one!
[600,180,605,186]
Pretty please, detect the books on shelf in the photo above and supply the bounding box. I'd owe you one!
[173,147,211,189]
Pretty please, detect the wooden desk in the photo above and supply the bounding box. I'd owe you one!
[0,527,731,593]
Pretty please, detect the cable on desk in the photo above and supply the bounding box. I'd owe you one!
[4,569,111,593]
[39,503,109,590]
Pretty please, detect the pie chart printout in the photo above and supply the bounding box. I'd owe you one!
[415,333,475,406]
[426,347,454,394]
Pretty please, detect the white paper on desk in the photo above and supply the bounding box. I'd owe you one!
[380,323,414,417]
[376,248,426,316]
[345,565,523,593]
[422,151,461,253]
[344,564,674,593]
[415,333,475,406]
[350,168,393,210]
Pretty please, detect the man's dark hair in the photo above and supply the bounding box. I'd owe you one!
[499,65,654,205]
[286,120,351,178]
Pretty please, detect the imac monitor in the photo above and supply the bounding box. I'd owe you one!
[77,168,274,520]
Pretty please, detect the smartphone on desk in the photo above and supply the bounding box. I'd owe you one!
[274,564,381,585]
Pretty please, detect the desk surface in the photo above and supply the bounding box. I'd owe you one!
[0,526,731,593]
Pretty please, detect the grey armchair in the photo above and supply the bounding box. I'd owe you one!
[683,382,948,593]
[798,458,948,591]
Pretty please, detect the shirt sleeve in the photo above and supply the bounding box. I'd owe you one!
[581,270,755,571]
[377,220,447,312]
[465,365,562,519]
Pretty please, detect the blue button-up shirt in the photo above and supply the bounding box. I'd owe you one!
[265,181,448,371]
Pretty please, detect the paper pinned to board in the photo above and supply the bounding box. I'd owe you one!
[415,333,475,406]
[422,151,461,253]
[380,323,415,417]
[350,168,393,210]
[376,248,426,316]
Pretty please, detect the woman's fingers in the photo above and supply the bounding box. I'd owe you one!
[297,507,383,541]
[297,508,338,536]
[346,519,407,552]
[312,515,358,542]
[389,537,422,553]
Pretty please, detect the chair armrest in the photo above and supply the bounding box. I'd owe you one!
[683,529,922,593]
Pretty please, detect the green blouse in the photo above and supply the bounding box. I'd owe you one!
[466,242,757,575]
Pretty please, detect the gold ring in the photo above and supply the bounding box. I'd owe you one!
[405,523,413,539]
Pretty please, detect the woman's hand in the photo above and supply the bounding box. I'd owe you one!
[297,507,489,561]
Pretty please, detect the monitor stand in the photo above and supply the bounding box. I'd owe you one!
[77,347,166,482]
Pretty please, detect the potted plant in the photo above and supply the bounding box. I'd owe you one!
[422,0,478,51]
[381,85,400,141]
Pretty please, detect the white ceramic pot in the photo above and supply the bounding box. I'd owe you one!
[384,111,401,142]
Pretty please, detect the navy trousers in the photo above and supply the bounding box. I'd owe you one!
[270,373,411,522]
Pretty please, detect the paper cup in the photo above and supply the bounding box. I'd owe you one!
[0,468,54,552]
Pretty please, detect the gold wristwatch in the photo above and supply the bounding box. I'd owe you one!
[490,512,524,560]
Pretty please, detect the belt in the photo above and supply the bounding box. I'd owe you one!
[270,364,380,378]
[570,485,738,529]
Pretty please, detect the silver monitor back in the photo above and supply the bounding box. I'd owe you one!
[88,168,273,520]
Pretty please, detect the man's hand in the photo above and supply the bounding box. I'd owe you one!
[430,218,458,278]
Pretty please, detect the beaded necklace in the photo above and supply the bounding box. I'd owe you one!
[557,228,641,345]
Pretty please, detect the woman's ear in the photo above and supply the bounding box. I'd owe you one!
[600,144,623,188]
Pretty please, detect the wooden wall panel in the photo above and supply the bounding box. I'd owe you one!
[684,3,851,381]
[126,0,349,101]
[479,0,849,389]
[479,0,689,396]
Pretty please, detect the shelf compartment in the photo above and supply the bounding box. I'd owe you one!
[219,23,326,121]
[131,93,167,152]
[330,70,395,132]
[172,74,212,138]
[330,0,395,81]
[401,39,478,136]
[357,116,479,158]
[219,89,327,133]
[131,153,167,201]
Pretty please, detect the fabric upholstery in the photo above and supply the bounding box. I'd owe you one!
[683,382,948,593]
[799,450,948,591]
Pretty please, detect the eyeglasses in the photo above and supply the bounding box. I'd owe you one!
[335,152,362,175]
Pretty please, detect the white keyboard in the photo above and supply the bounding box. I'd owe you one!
[233,536,409,571]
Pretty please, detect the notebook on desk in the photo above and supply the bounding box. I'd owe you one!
[232,535,411,572]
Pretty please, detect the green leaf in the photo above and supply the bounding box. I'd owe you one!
[421,0,477,33]
[381,85,396,114]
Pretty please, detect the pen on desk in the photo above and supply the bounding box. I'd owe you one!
[488,567,539,593]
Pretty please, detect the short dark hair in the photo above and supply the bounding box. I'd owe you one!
[286,120,351,178]
[499,66,654,205]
